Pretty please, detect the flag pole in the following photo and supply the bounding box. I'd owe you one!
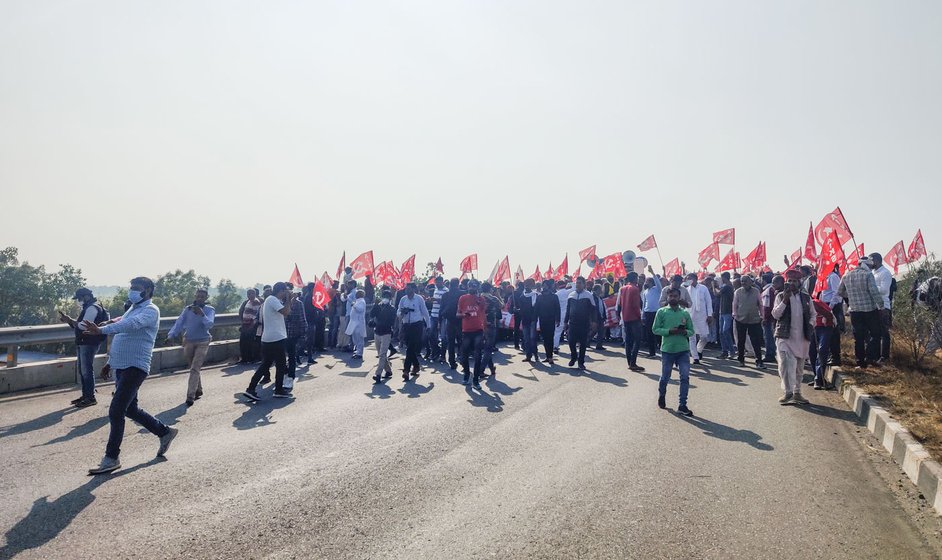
[655,246,665,270]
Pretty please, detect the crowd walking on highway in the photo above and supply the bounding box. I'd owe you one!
[59,251,901,475]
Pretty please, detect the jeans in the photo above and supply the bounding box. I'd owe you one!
[735,321,764,365]
[569,326,589,366]
[623,319,642,366]
[879,309,892,360]
[762,321,777,362]
[461,330,485,384]
[427,317,442,360]
[403,321,425,373]
[239,329,258,362]
[446,318,462,366]
[374,334,393,378]
[642,311,659,356]
[522,321,538,359]
[482,326,497,372]
[285,336,300,378]
[540,319,556,359]
[327,315,340,348]
[106,367,169,459]
[809,326,833,386]
[850,310,882,366]
[249,339,288,392]
[76,343,97,399]
[183,339,210,399]
[830,303,844,364]
[659,351,691,407]
[718,314,735,355]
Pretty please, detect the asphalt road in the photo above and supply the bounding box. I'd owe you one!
[1,342,941,559]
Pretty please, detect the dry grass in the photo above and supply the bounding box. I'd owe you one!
[836,340,942,458]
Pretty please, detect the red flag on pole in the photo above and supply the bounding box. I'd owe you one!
[637,235,657,252]
[554,255,569,281]
[573,265,582,279]
[600,253,627,279]
[815,231,846,294]
[311,281,331,310]
[908,229,927,262]
[814,206,854,246]
[716,248,739,272]
[713,228,736,245]
[288,263,303,288]
[529,265,542,282]
[514,265,525,284]
[349,251,374,279]
[336,252,346,280]
[399,254,416,286]
[459,254,478,275]
[845,243,865,271]
[319,271,332,288]
[578,245,597,263]
[884,241,909,275]
[743,242,766,269]
[804,223,818,262]
[664,258,682,278]
[435,257,444,274]
[697,242,720,268]
[493,256,511,284]
[545,263,554,281]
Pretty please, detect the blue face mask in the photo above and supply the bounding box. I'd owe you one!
[128,289,145,304]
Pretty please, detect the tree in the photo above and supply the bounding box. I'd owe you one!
[893,256,942,369]
[0,246,87,327]
[213,278,243,313]
[153,269,212,316]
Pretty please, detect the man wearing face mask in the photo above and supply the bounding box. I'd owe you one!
[82,277,178,475]
[772,270,817,405]
[369,289,397,383]
[398,282,431,381]
[243,282,296,401]
[58,287,109,408]
[457,280,488,389]
[166,288,216,406]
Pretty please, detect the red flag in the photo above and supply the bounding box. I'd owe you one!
[554,255,569,281]
[786,249,802,272]
[349,250,374,279]
[578,245,597,263]
[664,258,682,278]
[814,206,854,247]
[319,272,332,288]
[884,241,909,275]
[435,257,444,274]
[908,229,927,262]
[493,256,511,284]
[697,242,720,268]
[600,253,627,279]
[713,228,735,245]
[399,254,416,286]
[459,254,478,275]
[637,235,657,252]
[545,263,554,280]
[311,280,331,310]
[529,265,542,282]
[514,265,525,283]
[845,243,864,270]
[372,261,394,287]
[336,252,346,280]
[743,242,766,269]
[716,247,739,272]
[573,266,582,279]
[815,231,846,294]
[288,263,303,288]
[804,223,818,262]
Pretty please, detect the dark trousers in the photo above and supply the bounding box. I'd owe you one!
[249,339,288,392]
[403,321,424,372]
[426,317,441,359]
[513,312,523,348]
[106,367,169,460]
[879,309,892,360]
[239,330,258,362]
[539,321,556,359]
[569,326,589,366]
[522,321,538,359]
[446,318,462,366]
[461,330,485,383]
[809,326,833,386]
[850,310,882,366]
[482,326,497,371]
[735,320,765,365]
[830,303,844,364]
[327,315,340,348]
[313,317,326,351]
[623,319,642,366]
[285,336,300,378]
[642,311,659,355]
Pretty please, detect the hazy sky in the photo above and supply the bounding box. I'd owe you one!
[2,1,939,287]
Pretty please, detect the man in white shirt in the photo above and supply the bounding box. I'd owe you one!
[554,280,573,352]
[243,282,295,401]
[398,282,431,380]
[685,273,713,364]
[870,253,894,363]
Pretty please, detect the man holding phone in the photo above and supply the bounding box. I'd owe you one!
[58,287,108,408]
[652,287,695,416]
[166,288,215,406]
[397,282,430,381]
[243,282,296,401]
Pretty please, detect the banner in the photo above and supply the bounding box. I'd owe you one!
[311,281,331,310]
[603,295,619,328]
[600,252,627,279]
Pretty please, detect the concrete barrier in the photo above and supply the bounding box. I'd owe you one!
[0,340,241,395]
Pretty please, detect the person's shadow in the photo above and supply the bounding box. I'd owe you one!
[484,376,522,397]
[0,457,165,559]
[399,381,434,399]
[466,386,504,412]
[366,382,395,399]
[676,414,774,451]
[0,407,81,439]
[37,415,110,447]
[232,395,294,430]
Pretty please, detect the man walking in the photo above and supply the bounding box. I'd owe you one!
[58,287,108,407]
[82,277,178,475]
[480,281,503,377]
[732,275,765,370]
[838,258,884,369]
[554,280,573,352]
[652,287,695,416]
[519,278,539,362]
[429,276,448,362]
[398,283,431,381]
[641,266,663,357]
[166,288,216,406]
[716,272,736,359]
[284,283,308,383]
[439,278,465,369]
[457,280,487,389]
[237,289,261,363]
[685,273,713,364]
[536,280,561,365]
[820,264,844,366]
[345,289,367,359]
[243,282,296,401]
[761,274,783,364]
[369,289,397,383]
[870,252,894,363]
[617,272,645,372]
[565,277,596,370]
[772,270,816,405]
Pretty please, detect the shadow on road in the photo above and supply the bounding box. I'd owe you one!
[484,376,522,397]
[37,415,110,447]
[399,380,434,398]
[366,382,395,399]
[0,407,82,440]
[800,400,863,424]
[466,386,504,412]
[0,457,166,559]
[676,414,774,451]
[232,395,296,430]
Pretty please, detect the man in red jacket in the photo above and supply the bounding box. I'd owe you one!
[617,272,645,372]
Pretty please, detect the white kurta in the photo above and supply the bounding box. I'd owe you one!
[345,298,367,337]
[554,287,572,347]
[686,283,713,335]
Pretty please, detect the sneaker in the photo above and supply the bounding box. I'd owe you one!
[388,347,398,357]
[718,352,728,360]
[791,393,809,405]
[259,376,271,385]
[568,359,576,367]
[383,371,393,379]
[693,359,700,365]
[88,456,121,475]
[195,390,203,399]
[186,399,194,407]
[307,358,315,365]
[352,354,362,360]
[402,373,410,382]
[578,363,586,371]
[489,366,496,376]
[657,395,666,409]
[756,361,766,370]
[157,427,179,457]
[647,353,656,358]
[778,392,793,405]
[242,390,260,402]
[461,378,470,386]
[75,397,97,408]
[70,396,84,405]
[373,375,382,384]
[472,383,482,390]
[273,390,294,399]
[813,383,824,390]
[677,405,694,417]
[738,360,746,367]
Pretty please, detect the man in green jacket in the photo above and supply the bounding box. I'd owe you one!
[653,287,695,416]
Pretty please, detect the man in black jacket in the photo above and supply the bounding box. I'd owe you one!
[512,281,525,350]
[565,277,599,370]
[536,280,562,365]
[518,278,539,362]
[438,278,466,369]
[369,289,398,383]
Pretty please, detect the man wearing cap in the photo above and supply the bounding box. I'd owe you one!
[58,287,108,408]
[165,288,216,406]
[838,257,884,368]
[772,270,817,405]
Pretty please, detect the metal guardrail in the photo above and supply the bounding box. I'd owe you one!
[0,313,242,367]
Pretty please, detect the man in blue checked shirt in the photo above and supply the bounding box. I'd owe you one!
[166,287,215,406]
[82,276,179,475]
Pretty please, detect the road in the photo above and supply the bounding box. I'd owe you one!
[1,343,941,559]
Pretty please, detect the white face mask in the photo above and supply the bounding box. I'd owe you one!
[380,298,390,305]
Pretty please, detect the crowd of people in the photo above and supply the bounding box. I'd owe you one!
[58,252,898,475]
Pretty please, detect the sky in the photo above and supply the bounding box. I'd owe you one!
[1,0,939,287]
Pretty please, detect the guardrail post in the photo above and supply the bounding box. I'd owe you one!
[6,344,18,367]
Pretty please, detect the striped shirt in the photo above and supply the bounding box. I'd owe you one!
[101,300,160,372]
[431,287,448,318]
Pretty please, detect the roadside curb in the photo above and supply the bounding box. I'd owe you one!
[830,367,942,515]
